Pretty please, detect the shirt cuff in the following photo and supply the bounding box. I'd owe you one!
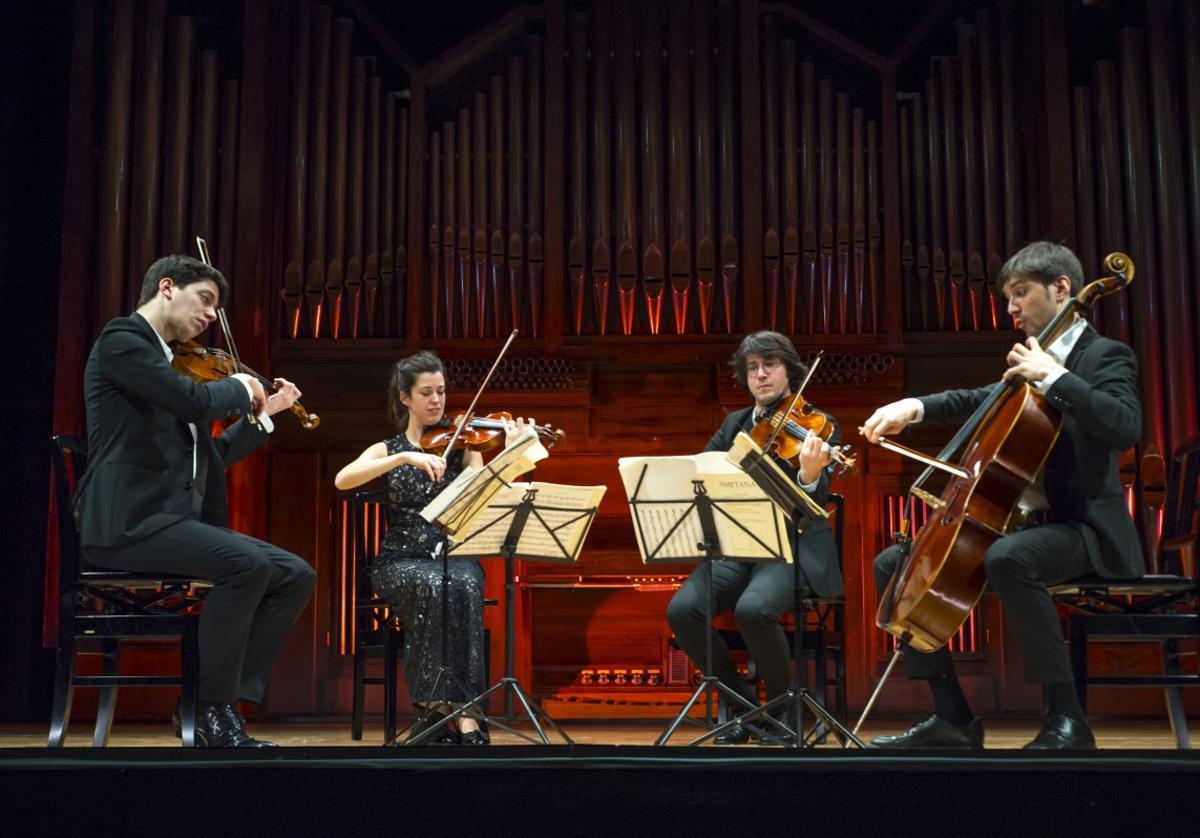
[798,474,820,492]
[904,397,925,423]
[1035,367,1067,394]
[233,375,274,433]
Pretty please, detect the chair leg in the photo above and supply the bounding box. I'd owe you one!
[835,645,846,722]
[48,632,76,748]
[93,639,120,747]
[834,606,846,721]
[179,617,199,748]
[351,642,367,742]
[1162,639,1192,750]
[813,629,828,712]
[383,631,398,744]
[1069,618,1090,716]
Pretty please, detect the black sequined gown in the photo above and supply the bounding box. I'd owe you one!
[370,436,486,704]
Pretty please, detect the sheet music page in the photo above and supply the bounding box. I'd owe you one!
[618,454,704,561]
[725,432,829,522]
[618,452,791,562]
[696,456,794,563]
[448,481,606,561]
[420,428,549,531]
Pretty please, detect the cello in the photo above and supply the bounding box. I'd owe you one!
[874,252,1135,656]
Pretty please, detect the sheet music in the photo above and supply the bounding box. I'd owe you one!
[725,432,829,522]
[420,428,549,534]
[448,481,606,562]
[618,452,793,563]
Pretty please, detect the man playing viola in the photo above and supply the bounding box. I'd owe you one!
[76,255,316,747]
[666,331,843,744]
[861,241,1143,750]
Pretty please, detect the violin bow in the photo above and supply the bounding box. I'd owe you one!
[195,237,245,373]
[196,235,259,426]
[440,328,519,461]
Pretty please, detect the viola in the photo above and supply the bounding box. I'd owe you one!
[748,395,857,476]
[420,411,563,454]
[172,340,320,430]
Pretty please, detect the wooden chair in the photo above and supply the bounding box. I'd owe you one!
[346,489,495,743]
[347,490,404,743]
[49,435,207,747]
[1050,434,1200,749]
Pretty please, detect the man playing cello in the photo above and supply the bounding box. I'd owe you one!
[861,242,1143,750]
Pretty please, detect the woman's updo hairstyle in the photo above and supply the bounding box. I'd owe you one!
[387,351,445,431]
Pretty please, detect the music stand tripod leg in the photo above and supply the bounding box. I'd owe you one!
[449,491,576,746]
[655,520,760,747]
[729,530,865,749]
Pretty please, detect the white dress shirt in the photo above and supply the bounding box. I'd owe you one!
[906,315,1087,425]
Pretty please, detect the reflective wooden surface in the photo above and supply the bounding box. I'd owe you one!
[0,719,1183,749]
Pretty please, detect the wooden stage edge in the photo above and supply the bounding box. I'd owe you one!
[0,718,1189,750]
[5,723,1199,835]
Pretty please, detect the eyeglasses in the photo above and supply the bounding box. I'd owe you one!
[746,359,783,376]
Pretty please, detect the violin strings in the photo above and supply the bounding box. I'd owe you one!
[775,414,850,465]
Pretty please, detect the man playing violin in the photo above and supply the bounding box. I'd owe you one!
[666,331,843,744]
[861,241,1143,750]
[76,255,316,747]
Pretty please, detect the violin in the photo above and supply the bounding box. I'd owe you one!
[172,339,320,430]
[420,411,563,455]
[748,399,858,476]
[170,236,319,430]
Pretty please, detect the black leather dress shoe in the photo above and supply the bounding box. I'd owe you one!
[869,714,985,749]
[194,702,278,748]
[713,722,754,745]
[1023,713,1096,750]
[460,729,489,745]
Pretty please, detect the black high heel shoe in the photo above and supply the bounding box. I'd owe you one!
[460,719,490,746]
[396,709,461,746]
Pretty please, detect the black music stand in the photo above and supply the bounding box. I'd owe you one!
[447,484,599,745]
[393,451,519,747]
[624,461,796,746]
[724,441,865,749]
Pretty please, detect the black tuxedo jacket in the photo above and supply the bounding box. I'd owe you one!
[77,312,268,551]
[705,406,843,597]
[919,324,1143,579]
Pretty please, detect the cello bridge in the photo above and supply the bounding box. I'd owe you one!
[910,486,946,510]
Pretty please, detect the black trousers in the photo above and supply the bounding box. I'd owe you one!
[873,523,1092,685]
[90,520,317,705]
[666,560,798,704]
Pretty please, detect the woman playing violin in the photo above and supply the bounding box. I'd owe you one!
[334,351,536,745]
[665,331,844,744]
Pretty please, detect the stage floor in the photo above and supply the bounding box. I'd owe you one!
[4,719,1197,835]
[0,717,1187,749]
